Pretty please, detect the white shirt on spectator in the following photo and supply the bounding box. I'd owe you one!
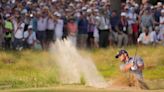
[159,17,164,40]
[137,32,154,44]
[47,18,55,30]
[24,31,37,45]
[150,31,157,42]
[54,19,64,39]
[37,17,47,31]
[127,12,137,25]
[14,23,25,39]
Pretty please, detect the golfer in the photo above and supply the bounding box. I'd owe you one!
[115,50,149,89]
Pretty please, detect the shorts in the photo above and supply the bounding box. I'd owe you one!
[46,29,54,42]
[88,32,94,39]
[36,31,46,42]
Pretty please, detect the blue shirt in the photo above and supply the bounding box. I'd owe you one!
[78,18,88,34]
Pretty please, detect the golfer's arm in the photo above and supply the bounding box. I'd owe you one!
[123,63,133,72]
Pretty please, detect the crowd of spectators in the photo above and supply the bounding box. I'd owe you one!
[0,0,163,51]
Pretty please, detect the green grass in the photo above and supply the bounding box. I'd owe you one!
[0,46,163,90]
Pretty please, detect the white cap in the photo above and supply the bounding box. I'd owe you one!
[21,9,27,14]
[52,0,57,2]
[102,0,107,2]
[82,7,87,11]
[121,12,127,17]
[69,3,74,7]
[155,26,160,31]
[151,6,154,9]
[27,1,32,4]
[87,9,92,13]
[5,14,10,17]
[28,25,32,29]
[134,3,139,8]
[157,2,162,7]
[54,12,61,17]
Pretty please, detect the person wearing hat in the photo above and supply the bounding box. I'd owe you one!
[53,11,64,40]
[115,49,149,89]
[117,12,128,48]
[3,13,13,50]
[23,25,38,49]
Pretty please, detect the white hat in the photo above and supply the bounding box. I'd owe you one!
[52,0,57,2]
[134,3,139,8]
[69,3,74,7]
[157,2,162,7]
[54,12,61,17]
[27,1,32,4]
[121,12,127,17]
[82,7,87,11]
[5,14,10,17]
[28,25,32,29]
[21,9,27,14]
[87,9,92,13]
[155,26,160,31]
[151,6,154,9]
[102,0,107,2]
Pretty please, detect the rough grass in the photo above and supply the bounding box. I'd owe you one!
[0,46,163,90]
[0,50,59,89]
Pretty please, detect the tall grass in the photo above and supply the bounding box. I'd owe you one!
[0,50,59,88]
[0,46,163,89]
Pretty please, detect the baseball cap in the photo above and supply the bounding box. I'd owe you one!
[28,25,32,29]
[121,12,127,17]
[115,50,128,58]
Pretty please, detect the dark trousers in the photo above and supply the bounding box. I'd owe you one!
[4,37,11,50]
[13,38,23,49]
[99,29,109,48]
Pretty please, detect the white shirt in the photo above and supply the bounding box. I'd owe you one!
[159,16,164,40]
[127,12,137,25]
[137,32,154,44]
[47,18,55,30]
[37,17,47,31]
[14,23,25,39]
[97,15,110,30]
[55,19,64,39]
[150,31,157,42]
[24,31,37,44]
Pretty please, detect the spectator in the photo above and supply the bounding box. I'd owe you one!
[13,17,25,51]
[140,8,154,32]
[77,11,88,48]
[117,12,128,48]
[36,11,47,50]
[46,11,55,48]
[54,12,64,40]
[96,9,110,48]
[67,17,78,46]
[23,25,38,49]
[3,14,13,50]
[137,27,154,45]
[159,9,164,45]
[110,10,119,46]
[0,16,4,48]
